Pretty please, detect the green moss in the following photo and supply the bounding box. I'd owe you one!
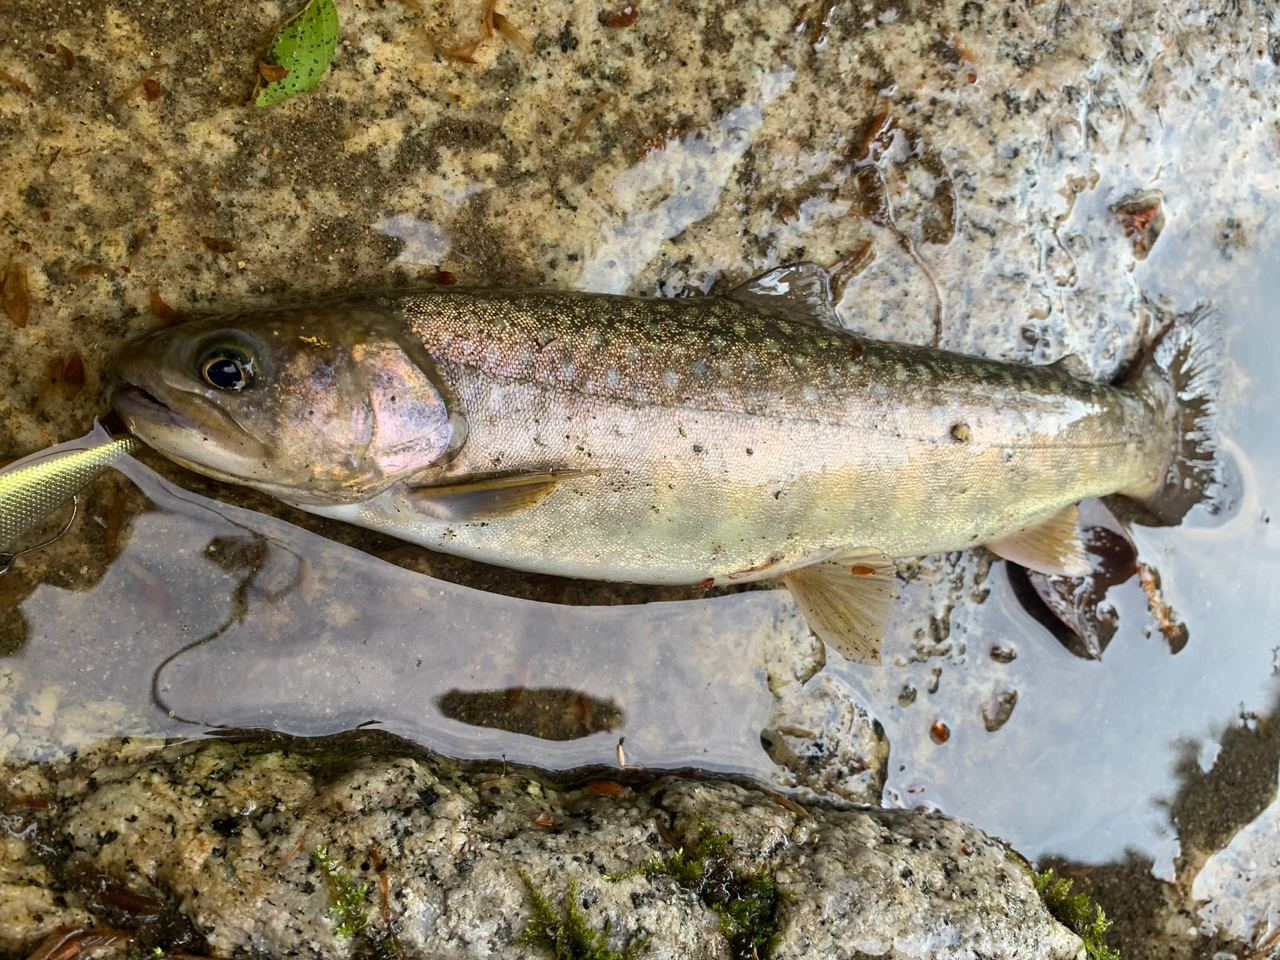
[314,846,372,938]
[1033,869,1120,960]
[637,824,781,960]
[313,847,404,959]
[518,870,650,960]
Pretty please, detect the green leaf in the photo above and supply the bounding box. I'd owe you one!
[255,0,340,107]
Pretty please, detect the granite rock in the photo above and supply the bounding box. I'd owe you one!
[0,737,1082,959]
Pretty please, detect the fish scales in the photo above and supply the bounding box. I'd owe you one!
[356,289,1161,578]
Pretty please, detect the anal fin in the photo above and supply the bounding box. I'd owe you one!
[987,505,1091,576]
[406,469,600,521]
[780,548,897,664]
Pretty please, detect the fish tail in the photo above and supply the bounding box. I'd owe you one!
[1121,303,1221,525]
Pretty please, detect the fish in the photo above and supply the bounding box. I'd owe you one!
[110,263,1220,662]
[0,433,142,572]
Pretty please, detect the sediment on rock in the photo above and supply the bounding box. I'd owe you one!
[0,736,1081,960]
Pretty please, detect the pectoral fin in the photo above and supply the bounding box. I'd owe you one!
[781,549,897,664]
[987,505,1091,576]
[406,470,600,521]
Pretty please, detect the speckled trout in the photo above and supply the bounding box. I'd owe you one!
[111,264,1219,661]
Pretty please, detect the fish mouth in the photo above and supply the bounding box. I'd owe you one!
[111,384,197,432]
[110,380,271,481]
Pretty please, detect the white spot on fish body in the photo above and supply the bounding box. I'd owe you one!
[605,368,621,389]
[663,371,680,389]
[562,361,577,381]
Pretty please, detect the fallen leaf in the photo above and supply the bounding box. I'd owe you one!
[142,77,161,100]
[493,13,533,54]
[603,5,640,27]
[149,291,182,321]
[0,69,31,93]
[586,780,633,798]
[255,0,340,107]
[2,261,30,328]
[425,31,482,63]
[1112,192,1165,261]
[260,63,289,83]
[63,352,86,390]
[571,92,615,141]
[35,353,87,410]
[201,236,237,254]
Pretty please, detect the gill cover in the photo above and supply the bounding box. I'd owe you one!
[114,298,465,505]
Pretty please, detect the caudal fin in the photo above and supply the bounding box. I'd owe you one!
[1123,304,1221,525]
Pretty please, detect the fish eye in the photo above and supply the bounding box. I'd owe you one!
[199,348,254,391]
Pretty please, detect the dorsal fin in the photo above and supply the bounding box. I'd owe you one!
[1047,353,1092,380]
[725,263,843,331]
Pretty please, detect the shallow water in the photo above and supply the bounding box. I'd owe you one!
[5,437,795,772]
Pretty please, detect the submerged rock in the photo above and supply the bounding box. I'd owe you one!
[0,736,1081,960]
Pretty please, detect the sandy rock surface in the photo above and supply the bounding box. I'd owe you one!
[0,736,1082,959]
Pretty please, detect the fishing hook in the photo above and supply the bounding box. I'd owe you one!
[0,495,78,576]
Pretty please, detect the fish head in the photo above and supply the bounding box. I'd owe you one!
[112,300,462,505]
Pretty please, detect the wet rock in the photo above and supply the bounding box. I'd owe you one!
[1111,193,1165,261]
[1194,800,1280,957]
[0,737,1084,960]
[761,614,888,804]
[981,690,1018,733]
[760,674,889,804]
